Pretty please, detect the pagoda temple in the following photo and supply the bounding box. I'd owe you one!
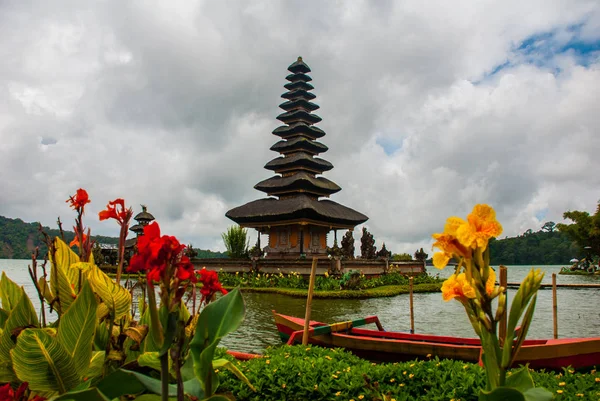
[226,57,368,259]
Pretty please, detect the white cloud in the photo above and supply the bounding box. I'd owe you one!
[0,0,598,256]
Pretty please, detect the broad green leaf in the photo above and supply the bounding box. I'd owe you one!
[88,265,131,319]
[0,308,8,328]
[37,277,54,306]
[190,288,245,397]
[93,321,109,351]
[137,352,162,372]
[479,387,525,401]
[0,287,39,362]
[505,366,534,393]
[53,387,111,401]
[85,351,105,381]
[11,328,80,393]
[0,360,16,382]
[53,237,81,285]
[522,387,553,401]
[212,358,255,391]
[0,272,23,311]
[54,263,78,314]
[57,281,98,378]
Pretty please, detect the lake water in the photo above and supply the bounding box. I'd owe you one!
[2,259,599,354]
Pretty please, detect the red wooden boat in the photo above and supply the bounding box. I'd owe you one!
[273,311,600,370]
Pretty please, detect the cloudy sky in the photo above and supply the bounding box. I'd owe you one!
[1,0,599,255]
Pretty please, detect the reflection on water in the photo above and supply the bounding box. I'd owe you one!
[2,260,599,354]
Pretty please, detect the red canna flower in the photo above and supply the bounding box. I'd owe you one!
[197,268,227,304]
[128,222,191,283]
[0,382,45,401]
[98,198,133,225]
[66,189,91,213]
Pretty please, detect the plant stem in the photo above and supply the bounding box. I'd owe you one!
[160,351,169,401]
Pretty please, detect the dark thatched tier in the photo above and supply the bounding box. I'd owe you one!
[255,172,340,196]
[284,81,314,91]
[270,137,328,154]
[272,123,325,139]
[288,57,311,74]
[265,153,333,173]
[286,73,312,83]
[226,195,368,227]
[281,89,316,101]
[279,99,319,112]
[277,110,322,125]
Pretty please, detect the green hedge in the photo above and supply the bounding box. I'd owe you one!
[217,346,600,401]
[235,283,442,299]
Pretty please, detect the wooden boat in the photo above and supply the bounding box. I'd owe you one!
[273,311,600,370]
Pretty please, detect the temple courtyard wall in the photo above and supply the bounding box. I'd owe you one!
[190,258,425,276]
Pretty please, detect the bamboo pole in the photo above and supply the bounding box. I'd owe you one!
[409,276,414,334]
[302,257,319,345]
[552,273,558,339]
[499,266,508,343]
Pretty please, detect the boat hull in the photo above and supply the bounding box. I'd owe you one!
[273,312,600,370]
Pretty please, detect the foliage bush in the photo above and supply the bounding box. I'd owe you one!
[217,271,442,294]
[217,345,600,401]
[222,225,250,259]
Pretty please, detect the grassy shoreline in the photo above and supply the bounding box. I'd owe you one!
[229,283,442,299]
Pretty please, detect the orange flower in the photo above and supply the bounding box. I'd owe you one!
[69,232,88,248]
[99,198,132,225]
[431,217,471,269]
[456,204,502,250]
[441,273,476,301]
[66,188,91,213]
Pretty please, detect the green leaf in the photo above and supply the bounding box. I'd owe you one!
[190,288,245,397]
[0,287,39,362]
[522,387,553,401]
[95,369,145,399]
[0,308,8,329]
[88,265,131,320]
[505,366,535,393]
[479,387,525,401]
[53,387,111,401]
[0,272,23,311]
[137,352,162,372]
[57,281,98,378]
[85,351,105,381]
[11,328,80,393]
[212,358,255,391]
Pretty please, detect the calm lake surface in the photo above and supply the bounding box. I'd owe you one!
[2,259,599,354]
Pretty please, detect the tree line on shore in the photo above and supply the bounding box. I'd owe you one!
[2,200,598,265]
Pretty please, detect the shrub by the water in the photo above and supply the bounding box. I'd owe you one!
[217,271,442,292]
[217,345,600,401]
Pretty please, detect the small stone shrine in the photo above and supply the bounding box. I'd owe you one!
[226,57,368,259]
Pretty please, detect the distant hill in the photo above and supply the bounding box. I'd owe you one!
[0,215,229,260]
[0,215,119,259]
[488,229,578,265]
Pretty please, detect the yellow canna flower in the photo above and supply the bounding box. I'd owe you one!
[486,267,496,296]
[456,204,503,250]
[432,232,470,269]
[441,273,476,301]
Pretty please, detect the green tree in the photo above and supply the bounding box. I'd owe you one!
[221,225,250,259]
[414,247,428,262]
[392,253,413,261]
[556,201,600,256]
[541,221,556,232]
[340,230,355,259]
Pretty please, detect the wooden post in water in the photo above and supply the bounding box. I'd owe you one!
[409,276,415,334]
[499,266,508,343]
[302,258,319,345]
[552,273,558,339]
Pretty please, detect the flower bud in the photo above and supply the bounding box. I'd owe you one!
[495,292,506,322]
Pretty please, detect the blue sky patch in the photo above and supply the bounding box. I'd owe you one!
[479,22,600,82]
[535,208,549,222]
[376,136,402,156]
